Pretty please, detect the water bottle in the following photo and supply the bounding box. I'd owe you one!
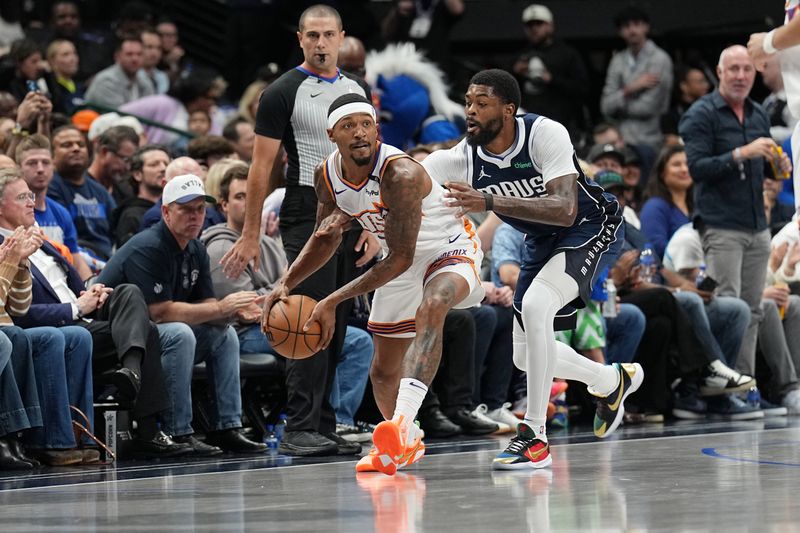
[274,414,287,443]
[639,244,656,284]
[746,387,761,409]
[264,424,279,455]
[695,264,707,289]
[602,278,617,318]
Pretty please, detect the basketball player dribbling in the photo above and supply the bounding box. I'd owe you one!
[422,69,643,470]
[263,93,485,476]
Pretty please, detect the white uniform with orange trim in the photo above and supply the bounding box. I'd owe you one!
[322,142,484,338]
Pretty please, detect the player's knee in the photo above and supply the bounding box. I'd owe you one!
[416,293,451,325]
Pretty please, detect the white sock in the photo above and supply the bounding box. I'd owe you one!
[554,341,619,397]
[392,378,427,428]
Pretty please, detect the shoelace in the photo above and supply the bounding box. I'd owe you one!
[505,434,537,454]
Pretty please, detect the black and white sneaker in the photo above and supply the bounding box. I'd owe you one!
[336,422,374,443]
[701,360,756,396]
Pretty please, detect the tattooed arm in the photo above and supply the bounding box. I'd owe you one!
[444,174,579,227]
[323,158,425,307]
[262,164,351,316]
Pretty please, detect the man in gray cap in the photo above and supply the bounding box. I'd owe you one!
[513,4,589,137]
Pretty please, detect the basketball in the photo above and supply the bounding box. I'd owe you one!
[265,295,322,359]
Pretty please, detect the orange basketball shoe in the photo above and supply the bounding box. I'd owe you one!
[356,419,425,475]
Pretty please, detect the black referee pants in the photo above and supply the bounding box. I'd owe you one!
[280,216,358,434]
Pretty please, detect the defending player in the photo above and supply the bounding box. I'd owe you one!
[422,69,643,470]
[263,94,485,476]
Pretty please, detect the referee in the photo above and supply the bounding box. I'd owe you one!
[221,5,377,456]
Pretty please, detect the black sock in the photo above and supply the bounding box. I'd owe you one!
[121,348,143,375]
[137,415,159,440]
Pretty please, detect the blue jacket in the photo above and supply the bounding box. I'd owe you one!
[9,239,85,328]
[679,90,770,232]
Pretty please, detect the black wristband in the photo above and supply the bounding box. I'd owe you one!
[482,191,494,211]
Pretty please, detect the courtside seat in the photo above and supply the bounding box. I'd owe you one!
[191,351,285,379]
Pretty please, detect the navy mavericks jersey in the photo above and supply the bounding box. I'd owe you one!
[423,113,620,240]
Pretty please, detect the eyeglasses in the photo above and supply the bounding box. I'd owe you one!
[110,150,132,166]
[14,192,35,204]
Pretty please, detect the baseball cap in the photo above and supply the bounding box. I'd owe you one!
[593,170,628,191]
[587,143,625,165]
[162,174,216,205]
[71,109,100,132]
[522,4,553,24]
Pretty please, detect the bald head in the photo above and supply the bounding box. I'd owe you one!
[165,156,204,182]
[0,155,16,170]
[717,45,755,105]
[338,36,366,78]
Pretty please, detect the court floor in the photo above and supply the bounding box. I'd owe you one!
[2,418,800,532]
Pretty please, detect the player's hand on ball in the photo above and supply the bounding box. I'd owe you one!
[304,298,336,351]
[262,282,290,333]
[443,181,487,217]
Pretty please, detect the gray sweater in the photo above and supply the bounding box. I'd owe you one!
[201,223,287,330]
[85,64,155,109]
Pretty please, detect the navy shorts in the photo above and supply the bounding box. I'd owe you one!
[513,216,624,331]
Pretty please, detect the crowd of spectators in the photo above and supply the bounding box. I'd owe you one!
[0,0,797,472]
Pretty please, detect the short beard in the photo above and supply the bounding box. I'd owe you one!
[351,154,372,167]
[144,183,163,197]
[466,118,503,147]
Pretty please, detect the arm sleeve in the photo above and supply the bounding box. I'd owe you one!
[624,54,673,118]
[600,54,626,117]
[639,198,671,259]
[254,75,295,140]
[6,265,32,317]
[679,102,737,183]
[531,119,578,185]
[206,240,255,298]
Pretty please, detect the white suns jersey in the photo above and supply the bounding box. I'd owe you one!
[321,142,474,256]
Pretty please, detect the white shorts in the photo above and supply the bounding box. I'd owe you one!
[367,233,485,338]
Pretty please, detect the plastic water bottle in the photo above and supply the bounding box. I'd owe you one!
[264,424,279,455]
[274,414,287,443]
[695,264,707,289]
[639,244,657,284]
[602,278,617,318]
[746,387,761,409]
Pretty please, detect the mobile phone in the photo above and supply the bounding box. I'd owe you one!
[26,80,38,93]
[697,276,718,292]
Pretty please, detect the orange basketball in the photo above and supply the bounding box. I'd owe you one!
[265,295,322,359]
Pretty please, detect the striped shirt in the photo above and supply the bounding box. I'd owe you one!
[0,260,32,325]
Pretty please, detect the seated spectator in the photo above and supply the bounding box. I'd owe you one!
[770,219,800,287]
[48,125,115,261]
[155,19,184,82]
[187,135,236,174]
[200,165,286,351]
[97,175,268,454]
[6,39,68,115]
[111,144,170,247]
[1,168,188,457]
[237,80,267,125]
[666,224,800,414]
[661,64,711,147]
[86,125,140,205]
[15,134,92,280]
[594,169,641,229]
[591,122,656,188]
[45,39,83,115]
[84,35,155,110]
[640,145,692,258]
[0,171,96,466]
[87,112,148,148]
[222,116,255,162]
[120,67,223,147]
[205,158,245,203]
[139,156,223,231]
[5,89,53,162]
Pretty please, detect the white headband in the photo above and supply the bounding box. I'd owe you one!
[327,102,376,129]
